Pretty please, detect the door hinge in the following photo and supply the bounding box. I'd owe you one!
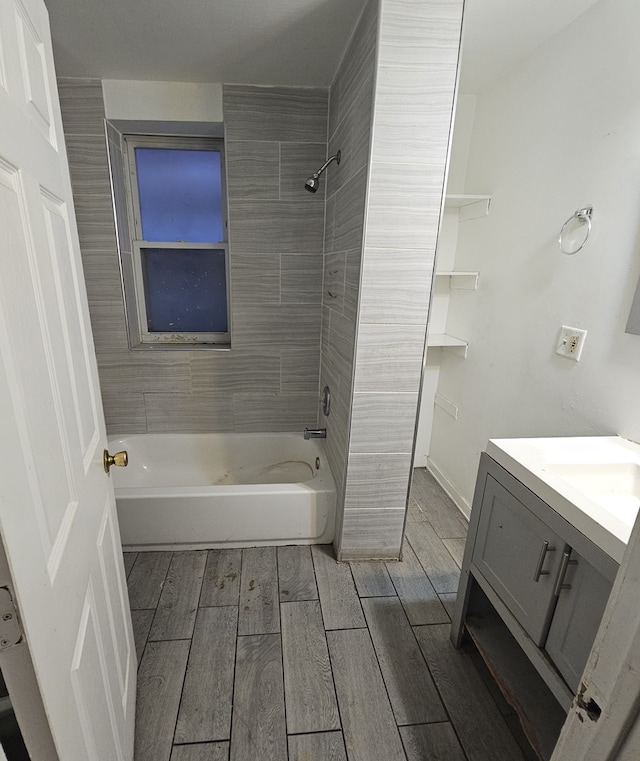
[0,586,22,651]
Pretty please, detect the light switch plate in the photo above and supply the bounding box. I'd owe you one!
[556,325,587,361]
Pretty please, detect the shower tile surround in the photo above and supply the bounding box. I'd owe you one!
[58,79,328,434]
[319,0,378,546]
[59,0,464,559]
[325,0,464,559]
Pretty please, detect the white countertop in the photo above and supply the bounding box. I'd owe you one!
[486,436,640,563]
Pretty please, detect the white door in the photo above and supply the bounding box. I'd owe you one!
[0,0,135,758]
[551,503,640,760]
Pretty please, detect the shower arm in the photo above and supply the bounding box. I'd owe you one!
[313,151,341,178]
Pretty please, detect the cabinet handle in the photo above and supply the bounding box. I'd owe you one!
[553,550,578,596]
[533,540,556,582]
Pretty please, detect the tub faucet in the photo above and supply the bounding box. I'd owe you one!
[304,428,327,439]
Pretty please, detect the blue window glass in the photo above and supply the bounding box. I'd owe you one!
[135,148,224,243]
[141,247,228,333]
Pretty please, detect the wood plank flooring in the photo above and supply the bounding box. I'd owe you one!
[174,606,237,743]
[200,548,242,607]
[277,545,318,601]
[128,467,534,761]
[281,600,340,734]
[238,547,280,635]
[288,731,347,761]
[231,633,287,761]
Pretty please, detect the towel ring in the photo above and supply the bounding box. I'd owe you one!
[558,206,593,255]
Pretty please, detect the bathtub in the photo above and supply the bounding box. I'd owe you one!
[109,433,336,550]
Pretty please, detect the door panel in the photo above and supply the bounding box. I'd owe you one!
[71,585,123,761]
[472,474,565,645]
[545,550,613,693]
[96,501,133,701]
[41,192,100,458]
[0,0,135,758]
[13,0,55,145]
[0,161,76,557]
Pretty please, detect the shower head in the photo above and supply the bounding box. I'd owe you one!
[304,150,341,193]
[305,175,320,193]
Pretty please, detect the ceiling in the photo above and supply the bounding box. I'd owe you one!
[459,0,600,94]
[45,0,368,87]
[45,0,601,92]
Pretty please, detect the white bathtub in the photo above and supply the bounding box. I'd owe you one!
[109,433,336,550]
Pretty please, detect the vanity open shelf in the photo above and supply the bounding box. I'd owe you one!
[465,604,567,761]
[450,437,640,760]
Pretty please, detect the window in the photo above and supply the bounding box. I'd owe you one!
[122,135,229,346]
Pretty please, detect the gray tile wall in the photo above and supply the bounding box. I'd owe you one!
[337,0,464,560]
[58,79,328,434]
[320,0,379,552]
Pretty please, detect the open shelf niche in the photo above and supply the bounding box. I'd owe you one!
[425,193,490,356]
[414,189,491,467]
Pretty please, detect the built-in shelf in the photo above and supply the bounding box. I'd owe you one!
[427,333,467,348]
[427,333,468,358]
[423,198,489,364]
[445,193,491,221]
[445,193,492,207]
[435,271,479,290]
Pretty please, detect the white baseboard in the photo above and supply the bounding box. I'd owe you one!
[426,457,471,520]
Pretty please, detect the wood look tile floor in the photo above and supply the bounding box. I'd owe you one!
[125,468,536,761]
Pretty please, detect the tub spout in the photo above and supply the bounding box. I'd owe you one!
[304,428,327,439]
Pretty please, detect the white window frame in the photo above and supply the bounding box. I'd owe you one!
[122,134,230,346]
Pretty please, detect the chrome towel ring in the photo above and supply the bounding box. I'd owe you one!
[558,206,593,255]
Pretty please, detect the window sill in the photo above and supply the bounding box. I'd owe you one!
[129,342,232,352]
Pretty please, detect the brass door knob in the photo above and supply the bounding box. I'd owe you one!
[104,449,128,474]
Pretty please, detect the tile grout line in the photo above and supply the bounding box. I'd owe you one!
[403,485,474,758]
[225,550,244,760]
[404,617,470,761]
[286,728,348,737]
[404,531,459,596]
[169,551,207,755]
[138,552,174,668]
[274,549,290,759]
[308,546,349,757]
[195,548,213,610]
[149,551,175,633]
[358,600,409,760]
[124,552,138,580]
[403,484,472,759]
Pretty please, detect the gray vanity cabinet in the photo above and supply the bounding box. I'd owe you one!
[453,452,619,724]
[472,474,566,645]
[544,548,613,693]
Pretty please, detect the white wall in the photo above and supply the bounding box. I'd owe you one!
[446,94,476,194]
[429,0,640,512]
[102,79,223,121]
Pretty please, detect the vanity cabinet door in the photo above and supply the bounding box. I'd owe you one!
[472,474,566,645]
[544,550,613,693]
